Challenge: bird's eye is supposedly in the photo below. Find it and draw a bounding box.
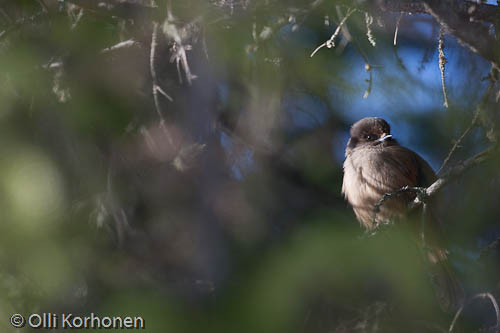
[365,135,375,141]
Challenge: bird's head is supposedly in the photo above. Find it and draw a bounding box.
[346,117,395,153]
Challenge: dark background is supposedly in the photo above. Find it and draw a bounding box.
[1,0,500,332]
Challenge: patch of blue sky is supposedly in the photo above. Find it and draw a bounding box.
[332,50,440,117]
[219,131,256,180]
[412,18,435,40]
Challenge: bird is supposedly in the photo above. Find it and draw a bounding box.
[341,117,464,312]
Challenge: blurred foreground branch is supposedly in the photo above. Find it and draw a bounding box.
[66,0,158,20]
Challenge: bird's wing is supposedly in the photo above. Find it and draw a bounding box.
[382,145,437,187]
[414,152,438,187]
[361,145,421,192]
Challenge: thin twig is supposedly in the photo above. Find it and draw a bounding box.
[325,7,379,99]
[150,21,174,147]
[164,7,197,85]
[449,292,500,332]
[334,5,352,54]
[393,13,407,70]
[437,80,495,174]
[413,145,497,206]
[420,203,427,244]
[393,12,403,46]
[448,304,464,332]
[372,145,497,220]
[310,8,356,57]
[373,186,426,225]
[436,112,480,174]
[156,85,173,102]
[393,45,407,70]
[150,22,163,120]
[486,293,500,332]
[101,39,140,53]
[438,26,449,108]
[71,8,84,30]
[479,234,500,260]
[363,63,373,99]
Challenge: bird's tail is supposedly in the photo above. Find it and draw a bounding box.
[426,246,465,313]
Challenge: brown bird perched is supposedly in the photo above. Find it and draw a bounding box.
[342,117,464,312]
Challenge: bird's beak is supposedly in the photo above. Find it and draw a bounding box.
[378,134,392,142]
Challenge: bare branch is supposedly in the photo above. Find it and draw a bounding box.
[423,0,500,70]
[373,186,427,225]
[374,145,497,225]
[310,8,356,58]
[438,26,449,108]
[418,145,497,203]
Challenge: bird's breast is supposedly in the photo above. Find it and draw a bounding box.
[342,147,416,228]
